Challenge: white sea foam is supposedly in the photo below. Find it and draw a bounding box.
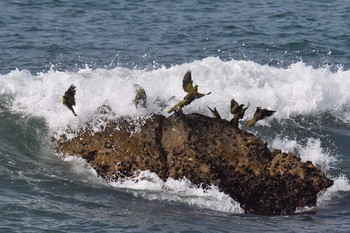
[270,136,350,211]
[1,57,350,130]
[317,175,350,206]
[271,137,338,171]
[61,155,101,184]
[110,170,244,213]
[59,156,243,213]
[2,57,349,213]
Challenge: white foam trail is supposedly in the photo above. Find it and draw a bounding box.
[58,157,244,213]
[271,137,338,171]
[317,175,350,206]
[1,58,350,130]
[61,155,102,184]
[110,170,244,213]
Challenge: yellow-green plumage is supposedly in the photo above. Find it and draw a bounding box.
[182,70,193,93]
[62,84,77,116]
[134,85,147,109]
[230,99,240,115]
[168,70,210,113]
[230,111,241,129]
[246,107,275,127]
[230,98,249,129]
[167,99,189,113]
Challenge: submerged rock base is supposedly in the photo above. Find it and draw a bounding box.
[55,112,333,215]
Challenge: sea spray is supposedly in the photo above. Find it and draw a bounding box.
[317,175,350,206]
[271,136,338,171]
[2,57,346,214]
[270,135,350,210]
[110,170,244,214]
[1,58,350,131]
[61,155,245,213]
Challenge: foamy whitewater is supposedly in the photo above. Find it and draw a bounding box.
[2,0,350,231]
[1,57,349,215]
[2,58,350,128]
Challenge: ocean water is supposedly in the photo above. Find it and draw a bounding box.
[1,0,350,232]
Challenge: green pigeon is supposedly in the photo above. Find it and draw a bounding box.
[230,98,242,115]
[134,85,147,109]
[207,106,221,119]
[230,98,249,129]
[62,84,77,116]
[168,70,210,113]
[246,107,276,127]
[167,99,189,113]
[240,103,250,119]
[182,70,211,102]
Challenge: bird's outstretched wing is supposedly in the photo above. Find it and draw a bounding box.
[182,70,193,93]
[64,85,76,106]
[260,108,276,120]
[207,106,221,119]
[230,98,239,114]
[134,85,147,109]
[240,102,250,119]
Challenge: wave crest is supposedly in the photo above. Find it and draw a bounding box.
[1,58,349,129]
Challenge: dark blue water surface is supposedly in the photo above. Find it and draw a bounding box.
[1,1,350,232]
[1,0,350,74]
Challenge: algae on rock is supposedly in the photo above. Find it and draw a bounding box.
[55,111,333,215]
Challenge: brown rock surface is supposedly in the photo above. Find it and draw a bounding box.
[54,111,333,215]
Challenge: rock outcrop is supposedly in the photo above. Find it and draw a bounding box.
[54,111,333,215]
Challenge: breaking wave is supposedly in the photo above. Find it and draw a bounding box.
[2,57,350,213]
[0,57,350,130]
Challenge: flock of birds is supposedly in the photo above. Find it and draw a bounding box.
[61,70,275,129]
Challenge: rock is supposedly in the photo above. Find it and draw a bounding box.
[54,111,333,215]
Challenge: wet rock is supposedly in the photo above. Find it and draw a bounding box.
[54,111,333,215]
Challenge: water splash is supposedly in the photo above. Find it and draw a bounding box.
[1,57,350,131]
[271,136,338,171]
[317,175,350,206]
[3,57,349,213]
[110,170,244,213]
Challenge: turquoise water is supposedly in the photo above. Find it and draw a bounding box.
[1,1,350,232]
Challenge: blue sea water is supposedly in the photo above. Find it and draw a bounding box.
[1,0,350,232]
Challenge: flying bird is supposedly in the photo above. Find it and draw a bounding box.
[230,98,242,115]
[167,99,188,113]
[168,70,211,113]
[62,84,77,116]
[182,70,211,102]
[134,85,147,109]
[246,107,276,127]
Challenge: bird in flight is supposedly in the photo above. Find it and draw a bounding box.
[62,84,77,116]
[246,107,275,127]
[168,70,211,113]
